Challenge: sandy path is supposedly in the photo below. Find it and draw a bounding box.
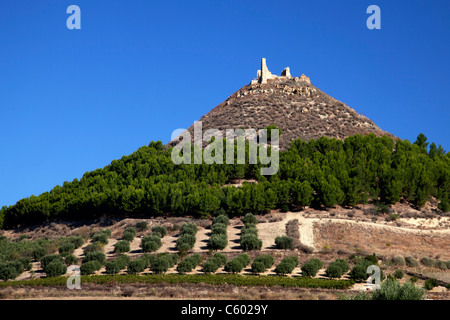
[223,223,244,252]
[104,238,119,258]
[257,212,316,250]
[297,216,316,248]
[157,234,178,253]
[192,227,210,252]
[258,220,285,250]
[128,236,143,258]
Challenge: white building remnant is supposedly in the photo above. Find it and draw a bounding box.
[251,58,310,85]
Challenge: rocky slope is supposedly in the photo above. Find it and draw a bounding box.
[168,72,394,150]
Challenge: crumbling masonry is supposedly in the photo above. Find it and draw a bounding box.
[251,58,311,85]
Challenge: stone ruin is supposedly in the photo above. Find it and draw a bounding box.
[251,58,311,85]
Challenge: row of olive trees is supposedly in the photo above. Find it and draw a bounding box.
[240,213,262,251]
[176,223,198,253]
[207,211,229,251]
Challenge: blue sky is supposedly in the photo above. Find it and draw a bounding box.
[0,0,449,207]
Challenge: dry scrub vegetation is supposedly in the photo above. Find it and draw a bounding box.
[314,220,450,260]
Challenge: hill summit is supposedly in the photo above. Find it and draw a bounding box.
[169,58,394,150]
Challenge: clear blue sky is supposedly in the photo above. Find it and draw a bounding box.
[1,0,449,207]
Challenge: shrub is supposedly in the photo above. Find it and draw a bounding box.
[410,276,418,283]
[9,261,24,275]
[325,263,344,279]
[152,226,167,238]
[44,260,67,277]
[135,221,148,232]
[137,254,152,269]
[116,254,131,269]
[164,254,179,267]
[105,261,121,274]
[224,260,244,274]
[180,223,198,236]
[201,260,220,274]
[150,257,171,274]
[275,236,294,250]
[176,234,196,252]
[114,240,130,253]
[350,263,370,282]
[83,242,103,254]
[214,208,226,217]
[298,244,314,254]
[387,213,400,221]
[124,226,137,234]
[140,235,162,252]
[424,278,439,290]
[275,257,299,276]
[59,240,76,255]
[309,258,324,270]
[80,260,102,275]
[333,259,350,273]
[207,234,228,250]
[275,262,295,276]
[364,254,378,265]
[64,254,78,266]
[251,261,266,274]
[391,256,406,266]
[421,257,438,268]
[301,261,320,277]
[371,278,425,300]
[0,262,22,280]
[393,270,404,279]
[436,260,448,270]
[253,255,274,269]
[176,254,202,274]
[127,258,147,274]
[82,252,106,265]
[213,215,229,226]
[0,265,17,281]
[92,233,108,245]
[211,253,227,266]
[188,254,203,265]
[241,225,258,237]
[301,257,324,277]
[405,256,419,267]
[140,240,161,253]
[283,256,299,266]
[200,253,227,274]
[122,230,136,242]
[33,247,47,261]
[40,254,64,269]
[234,253,251,267]
[211,223,227,236]
[68,236,84,249]
[17,257,32,271]
[242,213,257,225]
[240,234,262,251]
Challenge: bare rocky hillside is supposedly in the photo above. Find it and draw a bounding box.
[168,63,394,150]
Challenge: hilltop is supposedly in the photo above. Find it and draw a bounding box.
[168,59,394,150]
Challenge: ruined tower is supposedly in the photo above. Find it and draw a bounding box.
[251,58,309,84]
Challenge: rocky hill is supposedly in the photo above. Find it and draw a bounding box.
[168,59,394,150]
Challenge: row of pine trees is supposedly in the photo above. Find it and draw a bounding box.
[0,133,448,229]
